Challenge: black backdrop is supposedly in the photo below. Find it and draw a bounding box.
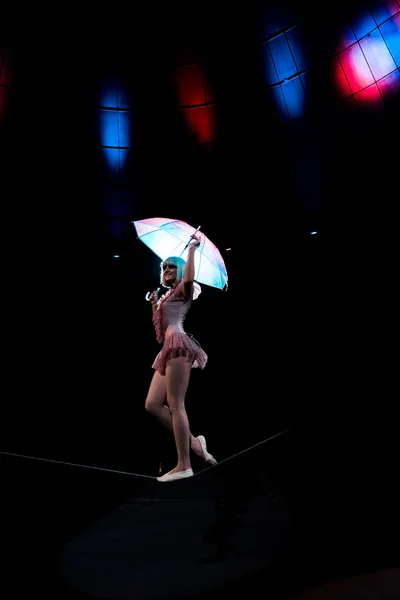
[1,1,399,481]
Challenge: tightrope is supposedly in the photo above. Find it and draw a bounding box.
[1,427,292,479]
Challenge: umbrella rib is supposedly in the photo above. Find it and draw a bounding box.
[195,245,227,289]
[139,230,189,258]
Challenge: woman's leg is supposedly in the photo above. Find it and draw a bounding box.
[145,370,170,428]
[145,367,204,457]
[165,356,193,473]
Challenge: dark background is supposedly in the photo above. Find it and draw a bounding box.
[1,0,399,494]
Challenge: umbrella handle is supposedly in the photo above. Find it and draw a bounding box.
[145,287,161,302]
[181,225,201,255]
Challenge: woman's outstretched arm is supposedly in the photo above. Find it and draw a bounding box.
[183,234,200,296]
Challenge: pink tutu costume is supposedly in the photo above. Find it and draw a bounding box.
[152,282,208,376]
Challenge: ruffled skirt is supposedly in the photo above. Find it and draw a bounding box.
[152,333,208,376]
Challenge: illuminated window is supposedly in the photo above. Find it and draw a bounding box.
[334,3,400,105]
[99,81,132,172]
[99,80,133,241]
[261,23,308,121]
[175,63,216,147]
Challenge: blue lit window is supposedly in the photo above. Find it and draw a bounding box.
[261,25,308,121]
[99,83,132,172]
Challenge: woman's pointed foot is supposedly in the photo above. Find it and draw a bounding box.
[196,435,217,466]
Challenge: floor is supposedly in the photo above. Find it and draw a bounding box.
[2,427,399,600]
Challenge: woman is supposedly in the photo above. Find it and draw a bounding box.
[145,233,217,482]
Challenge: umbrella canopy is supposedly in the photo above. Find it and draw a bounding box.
[132,217,228,290]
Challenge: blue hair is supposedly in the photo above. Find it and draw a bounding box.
[160,256,186,286]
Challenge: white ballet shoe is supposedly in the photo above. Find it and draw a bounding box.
[157,468,194,483]
[197,435,217,466]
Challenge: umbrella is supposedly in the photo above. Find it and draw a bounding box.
[132,217,228,290]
